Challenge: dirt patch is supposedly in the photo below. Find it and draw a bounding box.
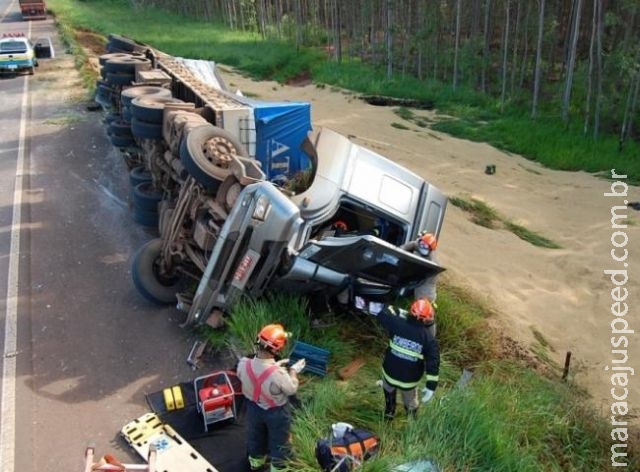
[75,29,107,56]
[285,70,312,87]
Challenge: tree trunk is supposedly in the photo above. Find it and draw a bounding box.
[385,0,393,79]
[619,52,640,150]
[531,0,545,118]
[510,0,521,95]
[258,0,267,38]
[561,0,583,125]
[500,0,510,113]
[593,0,603,139]
[583,0,597,136]
[335,0,342,63]
[519,0,531,89]
[453,0,462,90]
[481,0,492,93]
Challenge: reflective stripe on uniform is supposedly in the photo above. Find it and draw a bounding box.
[382,369,419,389]
[426,374,439,382]
[389,340,424,360]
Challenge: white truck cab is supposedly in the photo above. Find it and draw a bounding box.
[183,127,447,327]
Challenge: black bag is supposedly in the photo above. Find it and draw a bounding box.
[315,428,380,472]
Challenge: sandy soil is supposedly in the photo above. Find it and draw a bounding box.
[219,66,640,423]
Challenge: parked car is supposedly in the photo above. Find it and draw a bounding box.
[0,33,53,75]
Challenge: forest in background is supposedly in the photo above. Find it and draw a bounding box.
[130,0,640,147]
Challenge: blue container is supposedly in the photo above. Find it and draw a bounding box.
[289,341,330,377]
[235,97,313,181]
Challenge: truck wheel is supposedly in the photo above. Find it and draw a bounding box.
[216,175,243,212]
[131,96,184,124]
[180,125,248,191]
[133,181,163,212]
[132,206,159,228]
[129,166,152,188]
[121,85,172,107]
[132,238,182,305]
[104,57,151,75]
[131,118,163,140]
[28,66,34,75]
[106,71,135,87]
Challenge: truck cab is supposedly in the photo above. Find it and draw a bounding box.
[182,127,447,327]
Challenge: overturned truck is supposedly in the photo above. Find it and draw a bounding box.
[95,34,447,328]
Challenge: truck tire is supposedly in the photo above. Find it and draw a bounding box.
[110,134,135,148]
[108,34,148,54]
[132,206,159,228]
[133,181,163,212]
[131,238,182,305]
[99,52,137,66]
[131,96,184,124]
[104,57,151,75]
[131,118,163,140]
[108,120,132,137]
[216,175,243,212]
[129,166,152,188]
[180,125,248,191]
[106,71,135,87]
[121,85,172,107]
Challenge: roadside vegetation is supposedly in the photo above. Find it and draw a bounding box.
[201,292,630,471]
[449,195,562,249]
[45,0,639,469]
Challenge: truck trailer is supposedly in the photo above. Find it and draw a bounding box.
[18,0,47,21]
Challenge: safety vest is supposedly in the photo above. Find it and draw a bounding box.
[244,359,280,409]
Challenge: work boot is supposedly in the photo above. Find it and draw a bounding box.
[248,455,268,471]
[384,389,396,421]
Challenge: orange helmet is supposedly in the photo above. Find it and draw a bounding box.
[410,298,435,323]
[417,232,437,256]
[257,324,289,352]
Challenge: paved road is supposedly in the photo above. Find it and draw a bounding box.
[0,3,200,471]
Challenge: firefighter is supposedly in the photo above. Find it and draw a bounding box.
[401,231,440,305]
[374,298,440,419]
[236,324,305,472]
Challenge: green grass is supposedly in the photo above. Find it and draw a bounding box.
[200,288,632,471]
[449,196,500,229]
[450,195,562,249]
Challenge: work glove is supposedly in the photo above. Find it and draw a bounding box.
[290,358,306,374]
[421,387,435,404]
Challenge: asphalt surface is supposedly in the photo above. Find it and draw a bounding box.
[0,4,212,471]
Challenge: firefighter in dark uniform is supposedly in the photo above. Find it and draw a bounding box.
[236,324,304,472]
[375,298,440,419]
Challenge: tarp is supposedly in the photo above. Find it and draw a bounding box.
[251,100,313,180]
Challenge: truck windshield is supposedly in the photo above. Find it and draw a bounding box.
[0,42,28,54]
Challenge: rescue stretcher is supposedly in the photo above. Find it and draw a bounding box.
[120,412,220,472]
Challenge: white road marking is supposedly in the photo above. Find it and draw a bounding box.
[0,19,32,472]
